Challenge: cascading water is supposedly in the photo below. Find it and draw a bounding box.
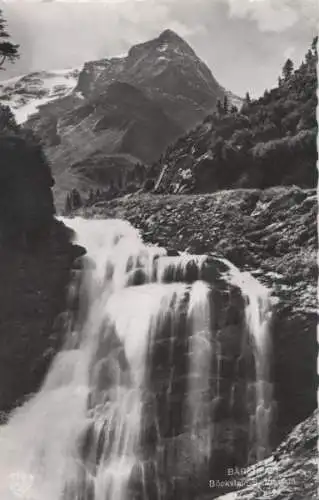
[0,217,275,499]
[186,281,212,463]
[219,259,274,462]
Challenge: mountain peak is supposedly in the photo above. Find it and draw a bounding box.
[156,29,194,53]
[128,28,193,60]
[158,29,184,43]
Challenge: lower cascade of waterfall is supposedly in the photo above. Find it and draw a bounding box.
[0,218,276,500]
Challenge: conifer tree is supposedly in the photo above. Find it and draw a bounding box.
[64,193,72,215]
[87,189,95,206]
[305,49,313,65]
[75,189,82,209]
[282,58,294,81]
[311,36,318,59]
[0,104,19,132]
[216,99,223,115]
[0,10,19,69]
[223,95,229,114]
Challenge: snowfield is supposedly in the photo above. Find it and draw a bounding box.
[0,67,81,124]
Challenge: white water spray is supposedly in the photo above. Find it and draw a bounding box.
[219,258,274,461]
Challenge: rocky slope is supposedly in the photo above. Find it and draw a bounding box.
[215,410,318,500]
[77,187,317,446]
[28,80,183,209]
[1,30,237,210]
[75,29,227,130]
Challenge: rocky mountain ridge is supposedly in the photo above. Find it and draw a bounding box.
[75,29,227,129]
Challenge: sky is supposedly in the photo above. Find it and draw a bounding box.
[0,0,317,96]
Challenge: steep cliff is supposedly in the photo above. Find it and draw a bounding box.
[0,104,82,419]
[0,221,83,419]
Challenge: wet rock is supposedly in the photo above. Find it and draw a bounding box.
[214,410,318,500]
[165,248,180,257]
[138,267,257,494]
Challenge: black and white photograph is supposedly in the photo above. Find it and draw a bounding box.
[0,0,317,499]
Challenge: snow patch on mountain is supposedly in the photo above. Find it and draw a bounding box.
[157,43,168,52]
[0,67,81,124]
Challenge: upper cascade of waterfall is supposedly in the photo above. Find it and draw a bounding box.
[0,217,275,500]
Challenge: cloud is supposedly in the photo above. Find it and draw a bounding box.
[227,0,318,32]
[283,45,296,60]
[3,0,154,2]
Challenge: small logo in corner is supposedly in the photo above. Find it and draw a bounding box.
[9,472,34,499]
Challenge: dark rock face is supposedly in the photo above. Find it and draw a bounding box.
[272,311,317,442]
[0,105,83,417]
[75,30,226,129]
[0,134,55,243]
[22,30,232,209]
[0,220,82,419]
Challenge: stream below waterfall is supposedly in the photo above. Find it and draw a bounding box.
[0,217,275,500]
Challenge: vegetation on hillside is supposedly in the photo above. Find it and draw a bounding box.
[147,37,317,193]
[63,186,121,214]
[63,163,147,214]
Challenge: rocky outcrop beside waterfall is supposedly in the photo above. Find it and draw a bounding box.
[0,104,83,419]
[0,105,55,244]
[0,220,83,420]
[215,410,318,500]
[78,186,317,445]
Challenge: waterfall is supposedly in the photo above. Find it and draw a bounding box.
[187,281,212,463]
[219,258,274,461]
[0,217,275,499]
